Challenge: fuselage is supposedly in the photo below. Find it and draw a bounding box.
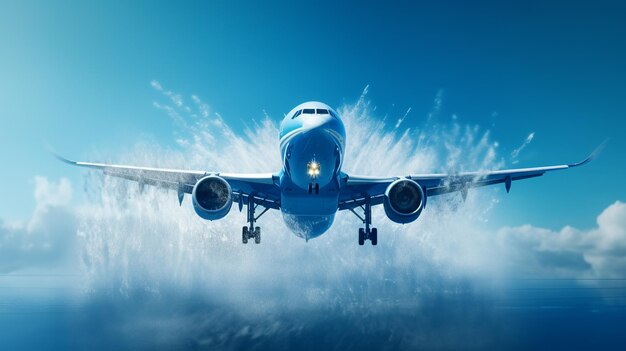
[278,101,346,239]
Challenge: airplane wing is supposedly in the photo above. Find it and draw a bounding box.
[338,145,603,211]
[56,155,281,209]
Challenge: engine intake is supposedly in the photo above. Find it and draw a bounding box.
[383,178,425,224]
[192,175,233,220]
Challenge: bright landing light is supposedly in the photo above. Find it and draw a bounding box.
[307,160,320,177]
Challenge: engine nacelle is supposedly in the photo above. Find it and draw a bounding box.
[192,175,233,220]
[383,178,425,224]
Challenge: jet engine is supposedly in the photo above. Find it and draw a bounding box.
[192,175,233,220]
[383,178,425,224]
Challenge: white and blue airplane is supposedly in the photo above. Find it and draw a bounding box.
[58,101,598,245]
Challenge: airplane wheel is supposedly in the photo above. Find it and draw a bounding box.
[358,228,365,246]
[371,228,378,246]
[254,227,261,244]
[242,226,249,244]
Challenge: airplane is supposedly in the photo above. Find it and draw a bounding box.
[57,101,600,245]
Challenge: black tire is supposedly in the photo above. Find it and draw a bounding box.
[371,228,378,246]
[358,228,365,246]
[254,227,261,244]
[242,227,249,244]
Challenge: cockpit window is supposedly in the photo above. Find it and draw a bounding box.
[293,107,336,118]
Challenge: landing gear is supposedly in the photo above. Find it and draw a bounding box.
[358,226,378,246]
[242,226,249,244]
[370,228,378,246]
[241,196,268,245]
[254,227,261,244]
[350,197,378,246]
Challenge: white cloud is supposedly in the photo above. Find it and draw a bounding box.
[496,201,626,278]
[33,176,72,209]
[0,177,77,273]
[150,79,162,91]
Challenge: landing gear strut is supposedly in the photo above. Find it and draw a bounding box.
[349,197,378,246]
[242,196,268,244]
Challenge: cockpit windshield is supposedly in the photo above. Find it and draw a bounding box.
[291,107,337,119]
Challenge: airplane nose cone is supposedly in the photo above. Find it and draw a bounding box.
[300,113,333,130]
[286,128,340,190]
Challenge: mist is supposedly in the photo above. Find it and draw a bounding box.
[2,88,624,350]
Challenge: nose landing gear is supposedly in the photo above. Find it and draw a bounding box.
[358,227,377,246]
[242,226,261,244]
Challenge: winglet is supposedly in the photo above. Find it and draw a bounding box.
[568,139,608,167]
[45,143,78,166]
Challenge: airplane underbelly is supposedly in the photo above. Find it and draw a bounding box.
[281,213,335,239]
[281,192,338,216]
[280,192,338,239]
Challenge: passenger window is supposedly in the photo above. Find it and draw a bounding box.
[291,110,302,119]
[316,109,329,114]
[303,109,315,114]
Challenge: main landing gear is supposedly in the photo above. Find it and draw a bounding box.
[242,196,269,244]
[349,197,378,246]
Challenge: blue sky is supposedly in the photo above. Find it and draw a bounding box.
[1,1,626,349]
[1,1,625,229]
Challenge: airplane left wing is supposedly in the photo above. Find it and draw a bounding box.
[56,155,281,209]
[339,145,602,211]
